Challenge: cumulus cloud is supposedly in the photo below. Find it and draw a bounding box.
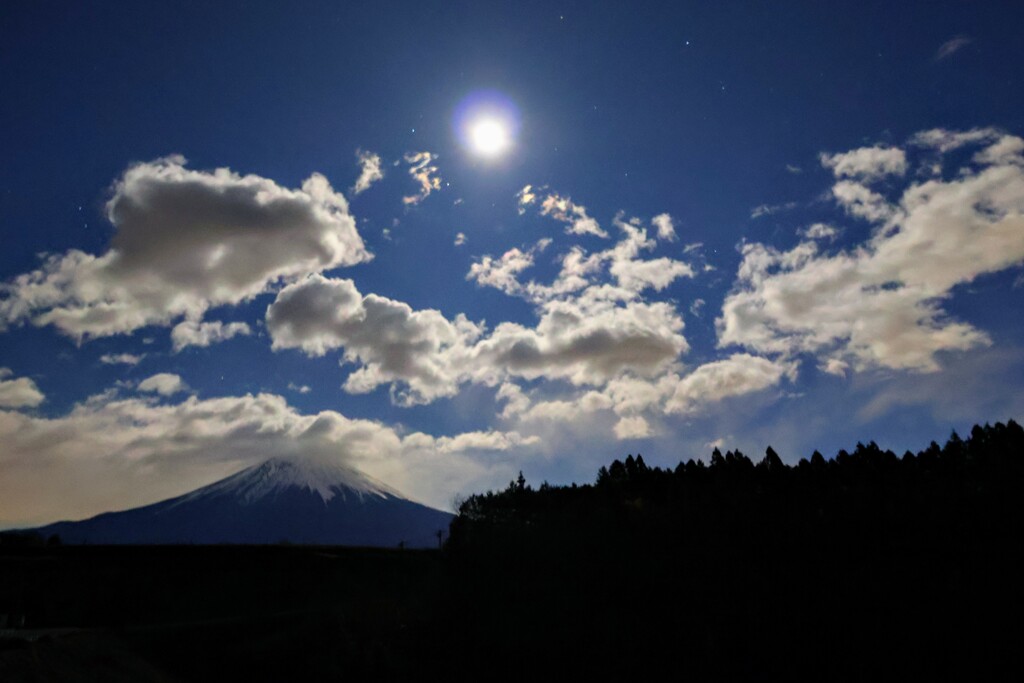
[267,275,483,405]
[352,149,384,195]
[719,129,1024,373]
[454,232,467,246]
[402,152,442,205]
[171,319,251,352]
[473,296,687,386]
[0,368,44,409]
[613,415,651,439]
[270,209,696,403]
[664,354,795,415]
[138,373,188,396]
[0,156,370,340]
[820,145,907,182]
[651,213,677,241]
[0,391,533,527]
[100,353,144,366]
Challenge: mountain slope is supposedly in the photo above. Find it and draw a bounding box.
[33,458,453,547]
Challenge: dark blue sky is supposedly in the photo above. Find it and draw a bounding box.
[3,1,1024,525]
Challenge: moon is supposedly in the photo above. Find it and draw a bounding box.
[469,117,511,157]
[453,90,520,160]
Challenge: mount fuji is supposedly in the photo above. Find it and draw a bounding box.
[32,457,454,548]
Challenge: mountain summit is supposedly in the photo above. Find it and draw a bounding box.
[34,457,453,547]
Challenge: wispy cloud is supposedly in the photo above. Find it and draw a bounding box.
[935,35,972,61]
[402,152,442,206]
[100,353,144,366]
[750,201,797,219]
[352,149,383,195]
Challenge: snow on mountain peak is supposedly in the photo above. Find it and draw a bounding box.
[180,456,403,505]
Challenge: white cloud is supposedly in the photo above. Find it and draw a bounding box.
[802,223,839,240]
[427,430,540,454]
[819,358,849,377]
[270,245,690,403]
[498,353,792,441]
[613,415,651,439]
[0,156,370,340]
[831,181,896,222]
[664,354,795,415]
[605,215,695,292]
[402,152,442,205]
[820,145,907,182]
[474,295,688,387]
[266,275,482,405]
[466,242,543,298]
[496,382,530,419]
[522,187,608,238]
[99,353,144,366]
[171,319,251,352]
[352,149,384,195]
[719,130,1024,373]
[454,232,467,246]
[908,127,1000,154]
[287,382,311,394]
[515,391,614,423]
[651,213,677,241]
[516,185,537,214]
[474,216,694,305]
[0,369,44,409]
[0,391,533,526]
[974,135,1024,166]
[138,373,187,396]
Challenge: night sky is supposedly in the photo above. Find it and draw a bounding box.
[3,1,1024,526]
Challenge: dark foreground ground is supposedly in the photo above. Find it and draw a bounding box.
[0,545,445,682]
[2,537,1022,682]
[4,423,1023,681]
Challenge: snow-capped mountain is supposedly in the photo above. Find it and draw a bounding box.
[32,457,453,547]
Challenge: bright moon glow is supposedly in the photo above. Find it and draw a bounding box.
[469,118,510,156]
[453,90,520,159]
